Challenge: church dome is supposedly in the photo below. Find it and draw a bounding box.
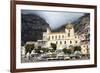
[66,23,73,29]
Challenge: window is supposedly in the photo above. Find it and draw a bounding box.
[75,41,77,43]
[64,41,66,44]
[68,33,70,37]
[62,35,64,38]
[87,45,88,48]
[60,41,62,44]
[52,36,54,39]
[83,45,86,47]
[59,35,60,39]
[70,41,72,44]
[55,36,57,39]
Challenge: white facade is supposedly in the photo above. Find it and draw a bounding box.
[43,23,80,49]
[81,44,88,54]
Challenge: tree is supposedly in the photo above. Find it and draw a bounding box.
[49,49,55,53]
[62,48,71,55]
[74,46,81,51]
[25,44,34,60]
[35,46,42,54]
[50,43,57,52]
[69,45,74,54]
[67,49,72,54]
[62,48,67,54]
[41,48,49,53]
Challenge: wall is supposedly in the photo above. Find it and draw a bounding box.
[0,0,100,73]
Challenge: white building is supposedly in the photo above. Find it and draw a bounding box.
[81,44,89,55]
[42,23,80,49]
[23,23,89,56]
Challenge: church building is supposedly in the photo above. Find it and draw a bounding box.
[42,23,80,49]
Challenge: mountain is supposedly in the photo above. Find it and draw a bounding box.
[52,13,90,34]
[74,13,90,41]
[73,13,90,33]
[21,13,90,45]
[21,14,50,45]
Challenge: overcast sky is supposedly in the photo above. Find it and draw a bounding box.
[22,10,85,29]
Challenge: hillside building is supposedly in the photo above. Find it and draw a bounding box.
[42,23,80,49]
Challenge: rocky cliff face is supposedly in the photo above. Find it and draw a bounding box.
[21,14,49,45]
[74,13,90,41]
[73,13,90,34]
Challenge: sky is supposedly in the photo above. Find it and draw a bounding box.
[22,10,85,29]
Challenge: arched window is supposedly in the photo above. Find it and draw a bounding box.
[52,36,54,39]
[60,41,62,44]
[75,41,77,43]
[59,35,60,39]
[83,45,86,47]
[70,41,72,44]
[68,33,70,37]
[55,35,57,39]
[62,35,64,38]
[75,36,77,38]
[64,41,66,44]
